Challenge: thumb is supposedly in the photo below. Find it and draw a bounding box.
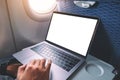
[18,65,26,73]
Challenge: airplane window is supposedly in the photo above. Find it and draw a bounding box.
[28,0,56,14]
[22,0,57,21]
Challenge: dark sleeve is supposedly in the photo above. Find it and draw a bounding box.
[0,62,8,75]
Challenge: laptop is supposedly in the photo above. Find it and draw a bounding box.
[13,12,99,80]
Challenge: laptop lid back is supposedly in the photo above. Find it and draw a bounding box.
[46,12,98,57]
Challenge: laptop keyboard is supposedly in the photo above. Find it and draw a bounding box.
[31,43,80,72]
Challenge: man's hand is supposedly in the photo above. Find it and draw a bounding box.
[17,59,52,80]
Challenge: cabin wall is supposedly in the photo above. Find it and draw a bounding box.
[0,0,15,58]
[7,0,50,51]
[0,0,51,57]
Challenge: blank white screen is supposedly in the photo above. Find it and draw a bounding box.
[46,13,97,56]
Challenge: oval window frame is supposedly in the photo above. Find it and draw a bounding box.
[22,0,57,22]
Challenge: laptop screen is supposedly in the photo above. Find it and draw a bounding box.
[46,12,98,56]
